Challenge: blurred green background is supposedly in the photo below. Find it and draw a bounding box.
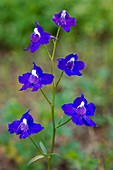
[0,0,113,169]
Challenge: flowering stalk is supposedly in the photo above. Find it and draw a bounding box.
[8,10,97,170]
[47,26,61,170]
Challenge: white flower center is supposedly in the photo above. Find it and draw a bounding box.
[32,69,39,78]
[77,101,85,108]
[34,28,40,37]
[61,10,66,18]
[68,57,75,62]
[66,57,75,70]
[19,118,29,132]
[23,118,27,125]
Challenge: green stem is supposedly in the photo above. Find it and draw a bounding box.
[47,27,61,170]
[47,156,51,170]
[50,62,56,152]
[40,89,51,105]
[56,117,72,129]
[51,102,56,153]
[44,45,51,59]
[29,136,43,154]
[51,26,61,60]
[56,71,64,88]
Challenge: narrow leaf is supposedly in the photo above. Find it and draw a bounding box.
[27,155,45,166]
[49,153,63,158]
[39,141,47,155]
[58,116,64,125]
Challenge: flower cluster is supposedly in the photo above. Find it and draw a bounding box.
[8,9,96,142]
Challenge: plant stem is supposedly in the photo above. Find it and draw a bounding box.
[51,26,61,60]
[40,89,51,105]
[29,136,43,154]
[56,117,72,129]
[56,71,64,88]
[47,27,61,170]
[47,156,51,170]
[44,45,51,59]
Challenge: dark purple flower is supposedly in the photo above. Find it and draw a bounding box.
[62,94,96,126]
[24,22,54,53]
[52,10,76,32]
[18,62,54,92]
[57,54,86,76]
[8,110,44,139]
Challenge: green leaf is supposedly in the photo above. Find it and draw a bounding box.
[39,141,47,155]
[49,153,63,158]
[27,155,45,166]
[58,115,64,125]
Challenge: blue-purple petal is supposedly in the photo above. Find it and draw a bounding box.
[72,70,82,76]
[52,13,61,26]
[20,110,34,125]
[40,73,54,85]
[32,62,43,76]
[65,68,74,76]
[30,33,40,42]
[8,120,20,134]
[32,83,42,92]
[35,22,44,33]
[73,94,87,108]
[72,115,84,126]
[62,103,75,116]
[62,25,70,32]
[20,131,31,139]
[20,83,31,91]
[67,18,76,27]
[18,73,31,84]
[57,58,66,70]
[86,103,96,116]
[29,42,41,53]
[29,123,44,134]
[40,32,51,44]
[28,75,39,84]
[73,61,86,71]
[82,115,96,126]
[65,54,78,62]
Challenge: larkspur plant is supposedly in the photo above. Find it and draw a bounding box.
[8,10,96,170]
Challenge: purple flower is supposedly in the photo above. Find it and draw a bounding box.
[24,22,54,53]
[8,110,44,139]
[18,62,54,92]
[52,10,76,32]
[57,54,86,76]
[62,94,96,126]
